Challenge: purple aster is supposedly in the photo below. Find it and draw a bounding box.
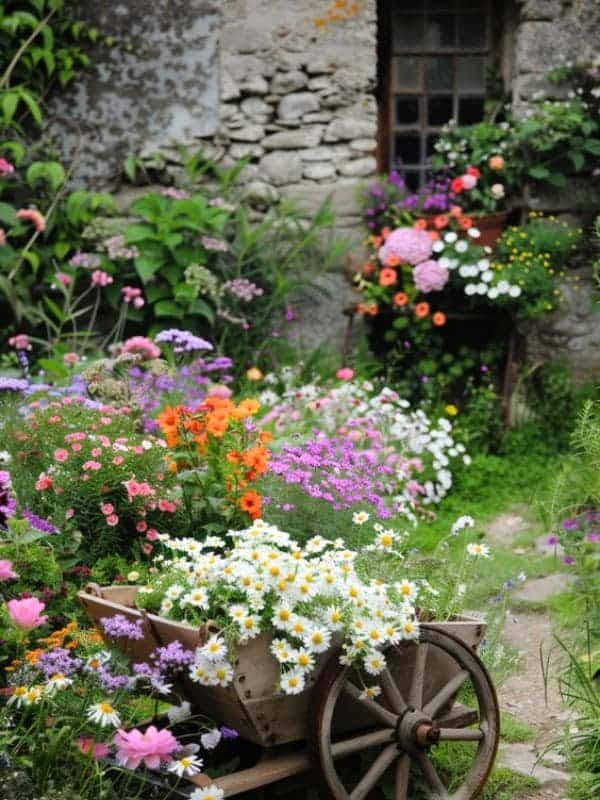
[37,648,82,678]
[586,532,600,543]
[546,535,559,546]
[100,614,145,640]
[562,555,575,565]
[154,328,213,353]
[562,518,579,531]
[0,377,29,392]
[21,509,58,534]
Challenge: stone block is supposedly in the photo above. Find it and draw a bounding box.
[278,92,320,120]
[306,59,337,75]
[303,111,334,123]
[240,75,269,95]
[300,146,340,162]
[240,97,272,117]
[281,180,363,218]
[229,125,265,142]
[221,23,272,53]
[229,143,264,160]
[518,0,563,20]
[221,73,240,102]
[324,117,377,141]
[303,162,337,180]
[515,22,564,73]
[271,70,308,93]
[262,128,323,149]
[338,157,376,177]
[349,138,376,152]
[259,151,303,185]
[242,180,280,205]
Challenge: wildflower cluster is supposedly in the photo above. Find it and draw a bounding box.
[157,396,271,530]
[135,519,420,695]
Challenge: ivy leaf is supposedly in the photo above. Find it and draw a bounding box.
[26,161,66,192]
[584,139,600,155]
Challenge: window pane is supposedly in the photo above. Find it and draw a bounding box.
[457,14,487,47]
[427,0,457,11]
[395,57,420,89]
[458,96,485,124]
[393,14,425,48]
[426,134,439,157]
[394,133,421,165]
[426,56,453,90]
[403,170,422,191]
[428,96,454,125]
[456,56,486,90]
[425,14,456,48]
[396,97,420,124]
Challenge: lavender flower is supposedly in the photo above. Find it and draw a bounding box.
[223,278,264,302]
[220,726,239,740]
[69,251,101,269]
[21,509,58,534]
[0,377,28,392]
[37,648,82,678]
[154,329,213,353]
[98,665,133,691]
[100,614,145,640]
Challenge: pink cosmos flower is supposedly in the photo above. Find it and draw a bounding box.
[91,447,102,457]
[106,515,119,527]
[0,560,18,581]
[82,460,102,471]
[336,367,354,381]
[71,443,82,452]
[91,270,113,287]
[146,529,159,541]
[136,520,148,533]
[412,260,450,293]
[378,227,433,267]
[0,158,15,176]
[54,448,69,463]
[7,597,48,630]
[121,336,160,361]
[112,456,124,466]
[16,208,46,232]
[77,737,110,760]
[141,543,153,555]
[8,334,31,351]
[113,726,178,770]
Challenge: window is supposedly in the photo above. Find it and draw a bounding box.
[377,0,492,189]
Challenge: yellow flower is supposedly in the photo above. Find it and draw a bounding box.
[246,367,263,381]
[445,404,459,417]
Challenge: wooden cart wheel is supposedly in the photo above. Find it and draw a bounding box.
[309,625,500,800]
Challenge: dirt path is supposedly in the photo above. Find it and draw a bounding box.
[485,511,573,799]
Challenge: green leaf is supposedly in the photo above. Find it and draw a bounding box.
[22,250,40,274]
[18,89,43,125]
[145,283,172,303]
[547,173,567,187]
[54,241,71,260]
[0,202,17,226]
[26,161,66,192]
[189,298,214,323]
[584,139,600,155]
[125,224,155,244]
[154,300,184,319]
[123,155,138,183]
[528,165,550,180]
[43,294,65,323]
[1,92,19,125]
[569,152,585,171]
[38,358,69,379]
[134,255,164,283]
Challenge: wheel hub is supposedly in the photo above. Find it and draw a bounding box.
[396,708,440,752]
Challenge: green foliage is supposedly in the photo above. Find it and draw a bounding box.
[500,712,536,743]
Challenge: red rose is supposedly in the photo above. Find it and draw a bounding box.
[466,166,481,178]
[451,177,465,194]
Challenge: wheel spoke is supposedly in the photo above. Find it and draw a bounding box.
[380,666,408,714]
[437,726,483,742]
[394,753,410,800]
[350,743,398,800]
[408,643,428,709]
[415,752,450,798]
[435,703,478,729]
[331,728,395,758]
[423,669,470,719]
[343,681,399,727]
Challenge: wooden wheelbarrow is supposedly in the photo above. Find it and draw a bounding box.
[79,584,500,799]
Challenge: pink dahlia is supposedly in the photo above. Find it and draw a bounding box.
[378,227,433,267]
[413,260,450,293]
[121,336,161,361]
[114,725,178,770]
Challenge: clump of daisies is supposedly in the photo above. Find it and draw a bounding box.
[134,520,423,695]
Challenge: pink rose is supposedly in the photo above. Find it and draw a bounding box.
[7,597,48,630]
[106,515,119,527]
[336,367,355,381]
[0,560,18,581]
[412,260,450,293]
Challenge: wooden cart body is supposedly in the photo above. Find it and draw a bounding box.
[78,585,485,748]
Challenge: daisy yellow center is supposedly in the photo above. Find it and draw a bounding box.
[244,619,255,629]
[401,585,411,595]
[298,654,310,666]
[14,687,27,696]
[89,659,100,669]
[208,643,219,653]
[216,668,227,680]
[380,535,393,546]
[100,702,114,714]
[52,673,65,680]
[181,757,192,767]
[330,611,341,622]
[289,676,299,687]
[312,633,323,644]
[278,609,290,620]
[404,622,414,633]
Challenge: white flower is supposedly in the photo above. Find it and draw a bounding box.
[455,240,468,253]
[293,648,315,671]
[44,673,73,694]
[304,627,332,653]
[280,669,306,695]
[432,241,445,253]
[451,515,475,535]
[183,587,209,608]
[168,755,204,777]
[468,227,481,238]
[395,579,417,600]
[190,786,225,800]
[509,285,522,297]
[201,728,222,750]
[127,570,140,582]
[359,685,382,700]
[85,651,111,672]
[325,606,344,629]
[352,510,370,525]
[167,701,192,725]
[491,183,505,199]
[364,651,386,675]
[467,542,490,558]
[444,232,458,243]
[400,619,419,639]
[487,287,499,299]
[481,270,494,282]
[202,634,227,662]
[465,283,477,295]
[209,661,234,687]
[87,701,121,728]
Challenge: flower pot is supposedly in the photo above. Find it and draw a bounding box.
[471,211,509,250]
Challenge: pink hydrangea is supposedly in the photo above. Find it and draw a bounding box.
[121,336,161,361]
[412,260,450,293]
[378,227,433,267]
[113,725,178,770]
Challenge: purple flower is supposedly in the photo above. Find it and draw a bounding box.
[546,535,559,546]
[562,518,579,531]
[220,726,239,740]
[154,329,213,353]
[562,555,575,566]
[0,377,29,392]
[586,532,600,543]
[201,236,229,252]
[100,614,145,640]
[37,648,82,678]
[21,509,58,534]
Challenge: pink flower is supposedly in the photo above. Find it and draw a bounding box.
[133,296,145,309]
[461,173,477,190]
[113,726,178,770]
[106,514,119,527]
[121,286,142,304]
[412,260,450,293]
[158,499,176,513]
[56,272,72,286]
[35,473,53,491]
[146,529,159,541]
[0,560,18,581]
[63,352,79,366]
[101,503,114,516]
[91,447,102,457]
[336,367,354,381]
[0,158,15,176]
[77,737,110,760]
[0,228,6,246]
[91,270,113,287]
[7,597,48,630]
[112,455,125,466]
[136,520,148,533]
[378,227,433,267]
[121,336,160,360]
[16,208,46,232]
[142,542,153,555]
[71,443,82,452]
[82,460,102,471]
[53,448,69,463]
[8,334,31,351]
[207,383,232,399]
[65,508,75,519]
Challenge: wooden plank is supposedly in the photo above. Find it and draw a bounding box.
[187,751,313,797]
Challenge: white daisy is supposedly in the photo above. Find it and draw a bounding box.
[202,634,227,662]
[359,685,382,700]
[352,511,370,525]
[364,651,386,675]
[87,701,121,728]
[190,786,225,800]
[168,754,204,777]
[466,542,490,558]
[280,669,306,695]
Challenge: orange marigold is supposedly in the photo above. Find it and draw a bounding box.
[415,302,430,318]
[432,311,447,326]
[235,398,261,419]
[458,216,473,230]
[434,214,449,230]
[384,254,400,268]
[449,205,463,218]
[242,445,269,473]
[393,291,409,307]
[379,268,397,287]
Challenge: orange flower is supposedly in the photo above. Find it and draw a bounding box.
[235,398,261,419]
[381,226,391,239]
[458,216,473,230]
[384,254,400,268]
[393,292,408,307]
[449,205,463,218]
[259,430,273,444]
[366,302,378,316]
[432,311,447,326]
[362,262,375,276]
[239,490,262,519]
[226,450,242,465]
[489,155,504,171]
[242,445,269,473]
[371,235,383,248]
[206,416,228,437]
[246,367,263,381]
[413,218,428,230]
[428,230,440,241]
[415,302,430,318]
[434,214,449,230]
[379,268,397,287]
